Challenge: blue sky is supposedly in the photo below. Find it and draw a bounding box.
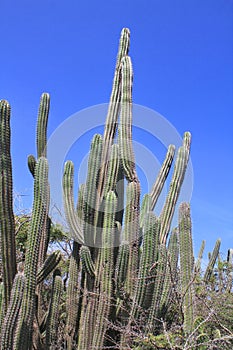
[0,1,232,260]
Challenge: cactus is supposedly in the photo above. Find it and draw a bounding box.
[203,238,221,284]
[92,191,117,349]
[159,228,179,316]
[80,245,95,277]
[45,269,63,349]
[179,202,194,335]
[2,27,230,350]
[159,133,191,244]
[150,144,175,210]
[146,243,167,333]
[0,273,25,350]
[63,161,84,244]
[132,212,160,319]
[0,100,17,314]
[195,240,206,275]
[36,93,50,158]
[37,250,62,284]
[14,157,49,349]
[98,28,130,198]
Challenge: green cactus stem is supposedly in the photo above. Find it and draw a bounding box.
[80,245,95,277]
[27,154,36,177]
[179,202,194,335]
[83,134,102,247]
[139,194,152,228]
[150,144,175,210]
[36,250,62,284]
[195,240,206,275]
[203,238,221,284]
[226,248,233,292]
[99,28,130,198]
[146,243,167,333]
[119,56,137,182]
[66,241,81,350]
[0,273,25,350]
[0,100,17,315]
[45,269,63,349]
[14,157,49,350]
[159,135,191,244]
[92,191,117,349]
[115,241,130,295]
[63,161,84,244]
[122,180,140,296]
[36,92,50,158]
[132,212,160,319]
[159,227,179,316]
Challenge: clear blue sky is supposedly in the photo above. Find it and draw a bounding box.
[0,1,232,259]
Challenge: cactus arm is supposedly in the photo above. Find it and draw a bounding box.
[36,250,62,284]
[27,154,36,177]
[36,92,50,158]
[203,238,221,284]
[139,194,152,228]
[66,241,81,350]
[92,191,117,349]
[195,240,206,275]
[103,144,119,197]
[63,161,84,244]
[0,100,17,314]
[45,269,63,349]
[66,184,84,349]
[159,137,191,244]
[83,134,102,246]
[132,212,160,319]
[99,28,130,198]
[150,144,175,210]
[115,241,130,294]
[14,157,49,349]
[119,56,137,182]
[80,245,95,277]
[146,243,167,333]
[179,202,194,335]
[122,181,140,296]
[159,227,179,315]
[226,248,233,292]
[0,273,25,350]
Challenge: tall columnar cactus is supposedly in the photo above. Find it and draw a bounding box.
[92,191,117,349]
[99,28,130,198]
[45,269,63,349]
[0,100,17,315]
[160,133,191,244]
[119,56,137,183]
[203,238,221,284]
[195,240,206,275]
[159,227,179,316]
[132,212,160,319]
[179,202,194,335]
[15,157,49,349]
[0,273,25,350]
[0,27,213,350]
[150,144,175,210]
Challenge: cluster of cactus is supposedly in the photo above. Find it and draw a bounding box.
[0,28,232,350]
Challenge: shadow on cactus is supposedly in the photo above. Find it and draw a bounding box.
[0,27,232,350]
